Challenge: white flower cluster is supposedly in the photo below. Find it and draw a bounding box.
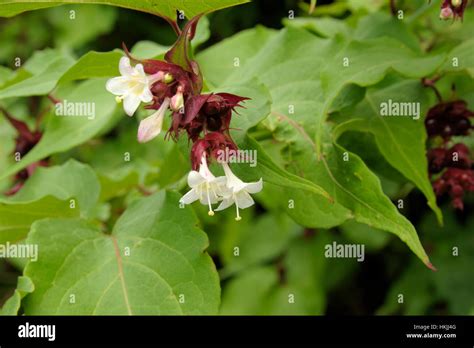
[180,154,263,221]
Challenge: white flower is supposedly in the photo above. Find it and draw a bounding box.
[105,57,154,116]
[137,98,170,143]
[216,162,263,221]
[179,155,227,216]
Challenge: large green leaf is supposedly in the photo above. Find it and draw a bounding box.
[22,191,220,315]
[217,78,272,137]
[0,53,75,99]
[8,160,101,218]
[0,160,99,243]
[442,39,474,78]
[197,26,276,87]
[235,135,332,200]
[0,196,78,244]
[314,128,431,265]
[59,51,122,83]
[0,0,250,19]
[333,77,442,223]
[0,78,119,180]
[318,36,445,153]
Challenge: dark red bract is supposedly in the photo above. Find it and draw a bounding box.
[433,168,474,210]
[1,110,47,196]
[425,100,473,139]
[426,99,474,210]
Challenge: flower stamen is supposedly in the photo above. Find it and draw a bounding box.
[206,184,215,216]
[235,198,241,221]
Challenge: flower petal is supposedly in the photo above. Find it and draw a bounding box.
[244,178,263,194]
[188,171,205,187]
[140,86,153,103]
[235,191,255,209]
[137,109,165,143]
[123,94,142,116]
[180,189,199,205]
[134,63,146,76]
[119,57,134,76]
[105,76,130,95]
[199,185,221,205]
[216,197,235,211]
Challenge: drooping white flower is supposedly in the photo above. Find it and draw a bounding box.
[105,57,154,116]
[216,162,263,221]
[179,155,227,216]
[137,98,170,143]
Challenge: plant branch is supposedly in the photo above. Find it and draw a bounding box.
[390,0,397,16]
[422,75,443,102]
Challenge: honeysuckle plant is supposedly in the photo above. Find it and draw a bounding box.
[0,0,474,318]
[105,14,263,219]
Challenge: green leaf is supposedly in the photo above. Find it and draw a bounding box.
[220,78,272,138]
[283,17,350,39]
[0,0,250,19]
[98,167,140,201]
[333,78,442,223]
[130,42,168,60]
[49,5,118,49]
[442,39,474,78]
[219,214,300,278]
[0,196,78,244]
[8,159,101,218]
[234,135,331,200]
[0,276,34,315]
[0,66,13,85]
[220,266,278,315]
[197,26,276,87]
[0,79,119,181]
[220,234,330,315]
[22,191,220,315]
[59,51,122,84]
[315,128,432,266]
[318,36,445,153]
[0,54,75,99]
[354,12,421,53]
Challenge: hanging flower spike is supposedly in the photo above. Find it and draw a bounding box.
[106,57,161,116]
[216,161,263,221]
[137,98,171,143]
[179,154,227,216]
